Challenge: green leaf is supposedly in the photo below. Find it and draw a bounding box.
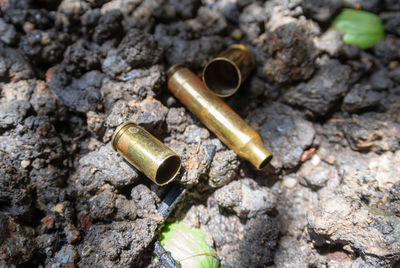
[331,8,384,49]
[160,222,219,268]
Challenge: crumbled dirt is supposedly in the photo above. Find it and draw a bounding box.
[1,0,400,267]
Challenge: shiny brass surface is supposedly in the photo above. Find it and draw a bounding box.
[167,64,272,169]
[111,122,181,186]
[202,44,255,97]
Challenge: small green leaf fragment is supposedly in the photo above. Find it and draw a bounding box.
[160,222,219,268]
[331,8,384,49]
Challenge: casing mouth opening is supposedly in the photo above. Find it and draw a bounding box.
[202,58,241,97]
[155,155,182,186]
[258,155,273,169]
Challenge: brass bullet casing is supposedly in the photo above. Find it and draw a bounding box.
[167,64,272,169]
[111,122,181,186]
[202,44,255,97]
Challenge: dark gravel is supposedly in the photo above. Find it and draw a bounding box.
[1,0,400,267]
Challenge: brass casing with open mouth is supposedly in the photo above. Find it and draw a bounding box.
[167,64,272,169]
[111,122,181,186]
[202,44,255,97]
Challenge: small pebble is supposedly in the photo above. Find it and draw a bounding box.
[21,160,31,169]
[23,21,35,33]
[166,96,176,107]
[52,203,65,216]
[231,28,243,40]
[343,244,354,253]
[283,176,297,189]
[325,155,336,164]
[311,154,321,166]
[388,61,399,70]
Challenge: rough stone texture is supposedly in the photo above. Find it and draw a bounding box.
[385,0,400,11]
[390,67,400,84]
[370,68,394,91]
[154,7,227,67]
[214,178,277,218]
[0,100,31,130]
[0,46,33,82]
[239,3,266,43]
[374,35,400,64]
[102,29,163,77]
[19,29,70,65]
[313,30,361,59]
[1,0,400,267]
[297,157,340,190]
[53,244,79,265]
[154,0,200,20]
[344,0,381,12]
[262,7,319,84]
[0,217,36,266]
[73,144,139,193]
[62,40,103,77]
[302,0,342,22]
[249,102,315,170]
[342,81,386,113]
[77,218,162,267]
[314,30,344,57]
[183,198,279,268]
[86,110,106,139]
[283,59,352,117]
[92,10,123,44]
[103,96,168,141]
[308,194,400,265]
[0,18,18,46]
[100,64,164,113]
[165,126,239,187]
[49,68,103,113]
[155,34,225,67]
[340,112,400,153]
[385,13,400,36]
[208,150,240,187]
[0,114,70,219]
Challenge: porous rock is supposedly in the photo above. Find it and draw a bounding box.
[341,112,400,153]
[342,81,386,113]
[308,194,400,264]
[77,218,162,267]
[297,159,340,190]
[214,178,277,218]
[302,0,342,22]
[262,7,319,84]
[0,18,18,45]
[49,68,103,113]
[102,28,163,77]
[283,59,352,117]
[73,143,139,193]
[0,46,33,82]
[19,29,70,65]
[249,102,315,170]
[184,201,279,268]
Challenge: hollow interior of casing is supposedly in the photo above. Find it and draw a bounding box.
[203,59,240,96]
[155,155,181,185]
[258,155,273,169]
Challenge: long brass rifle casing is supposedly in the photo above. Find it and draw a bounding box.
[111,122,181,186]
[202,44,255,97]
[167,64,272,169]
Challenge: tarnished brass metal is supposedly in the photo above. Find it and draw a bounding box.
[167,64,272,169]
[111,122,181,186]
[202,44,255,97]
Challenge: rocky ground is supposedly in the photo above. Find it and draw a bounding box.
[0,0,399,267]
